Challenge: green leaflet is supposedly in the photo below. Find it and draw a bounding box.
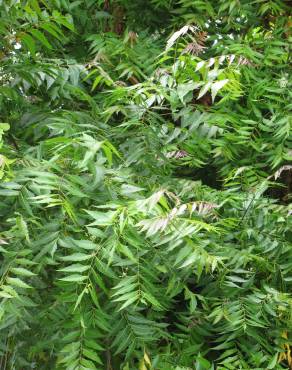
[60,253,93,262]
[59,274,87,282]
[57,264,90,273]
[6,277,32,289]
[10,267,36,277]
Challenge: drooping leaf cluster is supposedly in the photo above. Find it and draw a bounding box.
[0,0,291,369]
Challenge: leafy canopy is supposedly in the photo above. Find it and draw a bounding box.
[0,0,291,369]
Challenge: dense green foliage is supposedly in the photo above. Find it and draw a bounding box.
[0,0,291,369]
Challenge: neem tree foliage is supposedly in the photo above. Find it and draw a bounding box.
[0,0,291,369]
